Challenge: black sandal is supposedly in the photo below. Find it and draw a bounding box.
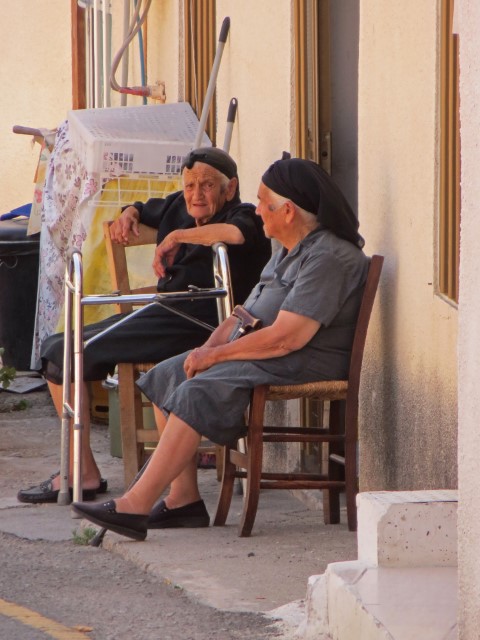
[17,472,108,504]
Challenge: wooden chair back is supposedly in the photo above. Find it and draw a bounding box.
[103,221,157,314]
[213,254,384,536]
[102,221,231,486]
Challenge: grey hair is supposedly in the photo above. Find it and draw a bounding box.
[296,206,317,226]
[268,191,289,210]
[217,172,231,193]
[269,190,317,226]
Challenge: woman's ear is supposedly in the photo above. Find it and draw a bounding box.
[225,177,238,201]
[284,200,296,222]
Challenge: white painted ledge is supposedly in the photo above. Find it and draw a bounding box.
[357,490,458,567]
[297,491,459,639]
[300,561,457,640]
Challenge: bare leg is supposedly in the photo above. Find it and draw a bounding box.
[48,380,102,490]
[153,404,167,436]
[151,405,201,509]
[115,412,201,515]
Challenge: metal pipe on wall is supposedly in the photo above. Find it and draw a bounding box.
[121,0,131,106]
[102,0,112,107]
[93,0,101,106]
[85,3,92,108]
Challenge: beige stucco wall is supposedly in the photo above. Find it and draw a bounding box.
[456,0,480,635]
[358,1,458,491]
[3,2,460,490]
[215,1,294,203]
[0,1,73,212]
[126,0,294,199]
[143,2,181,103]
[0,1,289,214]
[0,2,181,215]
[130,0,295,192]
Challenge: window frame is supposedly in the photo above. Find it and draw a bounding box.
[294,0,331,170]
[184,0,216,145]
[71,0,87,110]
[439,0,460,303]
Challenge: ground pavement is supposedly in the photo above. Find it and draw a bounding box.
[0,379,357,634]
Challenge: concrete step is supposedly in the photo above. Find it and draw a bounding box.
[297,490,459,639]
[300,561,457,640]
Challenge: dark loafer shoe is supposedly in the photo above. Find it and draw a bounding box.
[72,500,148,541]
[17,473,108,504]
[148,499,210,529]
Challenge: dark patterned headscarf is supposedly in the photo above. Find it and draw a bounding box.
[262,157,364,248]
[182,147,238,180]
[182,147,240,200]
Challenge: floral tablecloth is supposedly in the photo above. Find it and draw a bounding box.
[30,120,180,369]
[31,120,103,368]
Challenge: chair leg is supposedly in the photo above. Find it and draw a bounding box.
[238,386,267,537]
[215,445,224,482]
[238,446,262,537]
[118,363,143,487]
[213,444,236,526]
[323,400,345,525]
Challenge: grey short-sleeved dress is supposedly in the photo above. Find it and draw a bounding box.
[137,228,370,445]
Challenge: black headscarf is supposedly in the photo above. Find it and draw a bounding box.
[262,157,364,248]
[182,146,240,200]
[182,147,238,180]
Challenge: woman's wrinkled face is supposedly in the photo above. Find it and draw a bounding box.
[182,163,230,224]
[255,182,287,240]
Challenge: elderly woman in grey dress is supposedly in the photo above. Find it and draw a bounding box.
[73,157,369,541]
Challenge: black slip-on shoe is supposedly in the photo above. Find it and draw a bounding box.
[147,499,210,529]
[72,500,148,541]
[17,473,108,504]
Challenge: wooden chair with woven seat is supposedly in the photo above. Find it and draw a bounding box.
[102,220,158,486]
[213,254,384,536]
[102,220,232,487]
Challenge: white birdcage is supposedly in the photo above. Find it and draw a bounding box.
[68,102,211,176]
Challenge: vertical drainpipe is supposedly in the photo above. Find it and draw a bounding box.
[121,0,131,106]
[93,0,101,107]
[103,0,112,107]
[85,3,92,108]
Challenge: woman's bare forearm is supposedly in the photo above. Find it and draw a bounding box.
[184,311,321,378]
[203,315,238,348]
[169,223,245,246]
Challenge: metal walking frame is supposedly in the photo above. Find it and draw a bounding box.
[58,13,237,511]
[58,242,233,509]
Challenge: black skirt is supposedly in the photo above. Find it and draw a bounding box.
[40,300,215,384]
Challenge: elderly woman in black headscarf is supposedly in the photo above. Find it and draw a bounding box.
[73,157,370,541]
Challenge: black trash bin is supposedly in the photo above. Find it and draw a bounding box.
[0,217,40,370]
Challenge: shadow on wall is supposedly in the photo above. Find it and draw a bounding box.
[359,175,458,493]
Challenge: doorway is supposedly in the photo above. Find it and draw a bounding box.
[295,0,359,210]
[295,0,360,466]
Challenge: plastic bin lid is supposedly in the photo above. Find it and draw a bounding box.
[0,218,40,256]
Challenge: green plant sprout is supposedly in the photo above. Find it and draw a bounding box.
[0,348,16,390]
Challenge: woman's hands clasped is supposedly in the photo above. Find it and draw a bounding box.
[184,347,216,379]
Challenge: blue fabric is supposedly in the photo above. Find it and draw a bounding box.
[0,203,32,221]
